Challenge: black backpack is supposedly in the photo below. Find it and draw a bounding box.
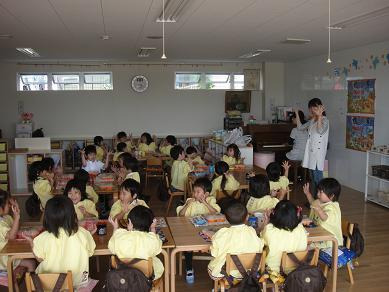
[25,192,42,218]
[105,256,153,292]
[221,253,263,292]
[32,128,44,137]
[29,272,67,292]
[283,251,327,292]
[349,224,364,258]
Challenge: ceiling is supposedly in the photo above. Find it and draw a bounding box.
[0,0,388,62]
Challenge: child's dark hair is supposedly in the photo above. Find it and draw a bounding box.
[270,200,302,231]
[118,152,132,162]
[266,162,281,182]
[41,157,54,172]
[215,161,229,191]
[123,156,139,172]
[74,169,90,185]
[141,132,153,145]
[28,161,43,182]
[0,189,10,209]
[249,174,270,198]
[290,110,306,124]
[84,145,97,156]
[94,136,104,146]
[194,177,212,193]
[317,178,341,201]
[186,146,198,155]
[166,135,177,146]
[227,144,241,160]
[117,142,127,152]
[224,202,247,225]
[63,179,87,201]
[170,145,185,160]
[43,196,78,237]
[120,178,140,197]
[117,131,127,140]
[128,205,154,232]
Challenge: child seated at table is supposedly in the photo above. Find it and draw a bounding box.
[81,145,111,174]
[116,131,134,152]
[303,178,342,249]
[170,145,193,192]
[177,177,221,283]
[108,206,164,280]
[266,161,290,194]
[186,146,205,165]
[74,169,98,203]
[94,135,106,162]
[259,200,307,273]
[0,190,36,274]
[64,179,98,221]
[208,202,264,279]
[118,156,140,184]
[113,142,127,162]
[210,161,240,199]
[138,132,157,153]
[110,179,149,220]
[222,143,241,166]
[245,174,286,214]
[29,160,54,209]
[159,135,177,156]
[26,196,96,287]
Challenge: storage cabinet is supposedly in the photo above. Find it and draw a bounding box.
[206,139,253,165]
[0,140,9,191]
[365,150,389,208]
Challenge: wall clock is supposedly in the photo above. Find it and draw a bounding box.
[131,75,149,92]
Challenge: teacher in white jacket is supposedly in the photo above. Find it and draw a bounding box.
[295,98,329,197]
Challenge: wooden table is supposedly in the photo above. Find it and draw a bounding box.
[167,216,339,292]
[1,218,174,292]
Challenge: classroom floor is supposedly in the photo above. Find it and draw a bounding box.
[8,179,389,292]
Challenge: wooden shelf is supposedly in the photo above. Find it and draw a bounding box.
[367,174,389,183]
[366,194,389,208]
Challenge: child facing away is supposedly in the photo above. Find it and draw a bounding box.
[266,161,290,193]
[170,145,194,192]
[113,142,127,162]
[0,190,36,273]
[208,202,264,279]
[245,174,286,214]
[29,160,54,209]
[116,131,134,152]
[259,200,307,273]
[177,177,220,283]
[110,179,149,220]
[25,196,96,287]
[159,135,177,156]
[138,132,157,154]
[210,161,240,199]
[303,178,342,249]
[117,156,140,185]
[94,136,106,162]
[64,179,98,221]
[222,143,242,166]
[108,206,164,280]
[81,145,111,174]
[186,146,205,165]
[74,169,99,203]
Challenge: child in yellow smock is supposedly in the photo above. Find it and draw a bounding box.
[210,161,240,199]
[64,179,98,221]
[110,179,149,220]
[74,169,99,203]
[29,160,54,209]
[118,156,140,185]
[266,161,290,193]
[186,146,205,165]
[260,200,307,273]
[304,178,342,249]
[208,202,264,279]
[138,132,157,153]
[116,131,134,152]
[94,136,106,162]
[113,142,127,162]
[26,196,96,287]
[108,205,164,280]
[159,135,177,156]
[222,144,242,166]
[170,145,193,192]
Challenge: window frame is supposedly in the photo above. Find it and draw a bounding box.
[174,72,246,90]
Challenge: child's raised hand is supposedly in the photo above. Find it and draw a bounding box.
[22,234,34,247]
[270,189,278,197]
[78,206,87,215]
[150,218,157,233]
[303,183,311,196]
[108,216,119,230]
[90,225,97,235]
[317,105,325,117]
[282,161,290,171]
[11,203,20,219]
[127,219,133,231]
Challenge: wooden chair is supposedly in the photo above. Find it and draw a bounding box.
[323,220,355,284]
[214,251,267,292]
[145,157,164,187]
[165,172,186,216]
[25,271,73,292]
[186,177,194,198]
[110,256,163,292]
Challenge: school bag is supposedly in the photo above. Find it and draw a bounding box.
[29,272,67,292]
[25,192,42,218]
[105,256,153,292]
[221,253,263,292]
[349,223,364,258]
[283,251,326,292]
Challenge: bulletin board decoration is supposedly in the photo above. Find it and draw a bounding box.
[243,69,260,91]
[347,79,375,114]
[346,115,374,152]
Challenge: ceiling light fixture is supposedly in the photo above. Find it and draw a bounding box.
[147,36,163,40]
[239,49,271,59]
[331,5,389,28]
[16,48,40,57]
[326,0,332,64]
[161,0,167,59]
[138,47,156,57]
[101,35,111,40]
[0,34,13,39]
[156,0,190,23]
[282,38,311,45]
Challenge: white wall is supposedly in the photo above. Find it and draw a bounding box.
[0,63,263,139]
[263,62,285,121]
[285,40,389,192]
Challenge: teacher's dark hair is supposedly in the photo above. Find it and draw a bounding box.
[308,98,326,116]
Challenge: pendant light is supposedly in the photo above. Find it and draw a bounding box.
[327,0,332,63]
[161,0,167,59]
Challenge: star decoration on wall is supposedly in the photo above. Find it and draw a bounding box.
[352,59,358,70]
[372,57,379,69]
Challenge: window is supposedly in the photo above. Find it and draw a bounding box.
[19,74,48,91]
[17,72,113,91]
[175,72,245,90]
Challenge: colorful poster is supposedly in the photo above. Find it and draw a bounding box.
[346,116,374,152]
[347,79,375,114]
